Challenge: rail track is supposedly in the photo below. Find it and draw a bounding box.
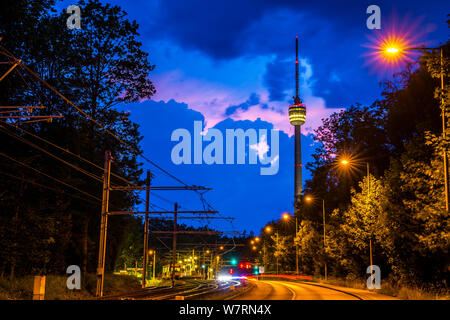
[99,279,241,300]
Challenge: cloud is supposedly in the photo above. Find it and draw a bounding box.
[149,41,343,136]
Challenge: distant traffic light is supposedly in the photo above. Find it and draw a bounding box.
[231,258,237,265]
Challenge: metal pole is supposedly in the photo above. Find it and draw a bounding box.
[276,232,279,275]
[202,249,205,279]
[153,250,156,279]
[96,150,111,297]
[323,199,327,281]
[263,240,266,272]
[441,48,449,212]
[171,203,178,287]
[142,170,150,288]
[295,217,299,275]
[209,253,213,279]
[367,162,373,277]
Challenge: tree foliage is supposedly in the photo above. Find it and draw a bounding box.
[0,0,155,277]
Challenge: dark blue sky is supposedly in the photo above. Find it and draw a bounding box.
[61,0,449,233]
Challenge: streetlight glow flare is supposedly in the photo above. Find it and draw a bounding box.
[362,13,432,76]
[386,47,399,53]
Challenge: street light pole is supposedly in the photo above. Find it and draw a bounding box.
[153,250,156,279]
[366,162,373,277]
[305,196,328,280]
[295,217,299,275]
[276,232,279,275]
[322,199,327,281]
[440,47,449,212]
[340,159,374,275]
[384,45,448,211]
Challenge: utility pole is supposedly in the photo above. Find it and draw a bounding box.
[171,203,178,287]
[103,185,216,292]
[295,217,299,275]
[142,170,150,288]
[322,199,327,281]
[96,150,112,297]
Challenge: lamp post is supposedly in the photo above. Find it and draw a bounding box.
[148,250,156,279]
[382,45,448,211]
[305,196,327,281]
[339,159,373,276]
[281,212,300,275]
[295,216,299,275]
[264,225,280,275]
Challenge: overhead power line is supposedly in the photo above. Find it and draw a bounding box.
[0,170,98,205]
[0,120,134,186]
[0,45,219,217]
[0,152,101,201]
[0,125,103,183]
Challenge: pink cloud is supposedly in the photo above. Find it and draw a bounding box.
[150,58,343,136]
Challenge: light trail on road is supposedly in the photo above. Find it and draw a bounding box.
[233,280,398,300]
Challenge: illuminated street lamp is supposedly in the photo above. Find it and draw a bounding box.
[339,157,374,275]
[385,47,399,53]
[281,212,300,275]
[264,224,280,275]
[304,196,327,281]
[379,42,448,212]
[254,237,260,242]
[148,249,156,279]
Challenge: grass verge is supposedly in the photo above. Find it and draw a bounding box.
[315,277,449,300]
[0,273,141,300]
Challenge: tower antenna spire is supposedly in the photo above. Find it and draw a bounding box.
[295,36,299,100]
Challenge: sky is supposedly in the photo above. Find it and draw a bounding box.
[61,0,450,234]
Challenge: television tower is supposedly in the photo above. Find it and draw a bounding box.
[289,36,306,207]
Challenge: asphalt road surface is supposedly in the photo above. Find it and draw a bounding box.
[234,280,398,300]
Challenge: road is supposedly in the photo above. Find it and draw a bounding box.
[234,279,398,300]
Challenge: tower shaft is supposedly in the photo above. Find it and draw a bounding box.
[294,125,302,197]
[289,36,306,205]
